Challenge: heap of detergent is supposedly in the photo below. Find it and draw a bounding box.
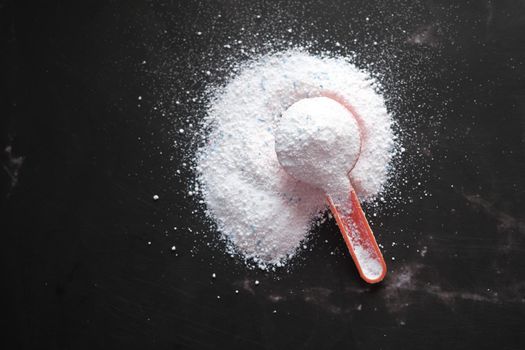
[195,50,396,269]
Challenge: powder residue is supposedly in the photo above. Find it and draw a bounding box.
[196,50,395,269]
[353,243,383,280]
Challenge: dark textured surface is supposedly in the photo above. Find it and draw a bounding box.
[2,1,525,349]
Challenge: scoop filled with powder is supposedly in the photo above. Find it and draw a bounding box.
[275,96,386,283]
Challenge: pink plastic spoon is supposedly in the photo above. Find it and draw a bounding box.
[275,96,386,283]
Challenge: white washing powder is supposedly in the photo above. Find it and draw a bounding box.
[196,50,396,269]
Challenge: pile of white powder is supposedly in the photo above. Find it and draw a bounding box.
[196,50,395,269]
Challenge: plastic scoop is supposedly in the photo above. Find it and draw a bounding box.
[275,96,386,283]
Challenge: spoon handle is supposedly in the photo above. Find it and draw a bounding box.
[326,190,387,283]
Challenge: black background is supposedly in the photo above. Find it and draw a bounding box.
[2,0,525,349]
